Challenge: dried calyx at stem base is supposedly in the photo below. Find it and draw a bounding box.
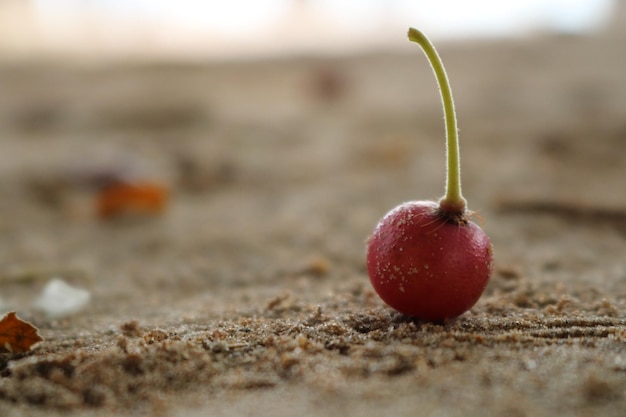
[366,28,494,322]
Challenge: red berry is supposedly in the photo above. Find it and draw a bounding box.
[366,201,493,321]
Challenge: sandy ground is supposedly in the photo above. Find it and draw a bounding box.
[0,28,625,417]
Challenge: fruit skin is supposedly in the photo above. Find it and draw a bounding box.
[366,200,493,321]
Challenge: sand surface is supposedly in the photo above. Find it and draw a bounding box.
[0,28,625,416]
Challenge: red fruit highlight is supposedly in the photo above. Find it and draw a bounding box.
[367,201,493,321]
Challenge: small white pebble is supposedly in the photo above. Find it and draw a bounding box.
[33,278,91,318]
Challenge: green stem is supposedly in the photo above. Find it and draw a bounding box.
[408,28,466,213]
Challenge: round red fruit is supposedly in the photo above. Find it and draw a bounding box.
[366,200,493,321]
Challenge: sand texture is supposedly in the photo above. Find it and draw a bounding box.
[0,28,625,416]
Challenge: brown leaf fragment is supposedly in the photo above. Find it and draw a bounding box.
[0,311,43,353]
[96,181,169,220]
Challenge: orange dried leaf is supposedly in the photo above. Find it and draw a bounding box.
[96,181,169,219]
[0,311,43,353]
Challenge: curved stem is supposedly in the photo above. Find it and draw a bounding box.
[408,28,466,213]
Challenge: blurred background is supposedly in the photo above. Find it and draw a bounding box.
[0,0,620,61]
[0,0,625,315]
